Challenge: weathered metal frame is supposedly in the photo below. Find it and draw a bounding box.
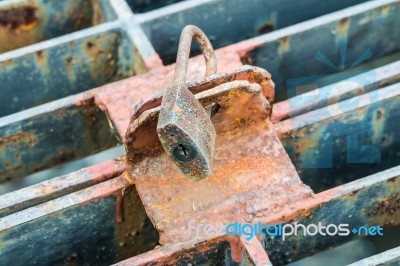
[1,78,399,265]
[1,0,398,182]
[0,0,399,265]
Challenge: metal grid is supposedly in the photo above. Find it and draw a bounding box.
[0,0,399,265]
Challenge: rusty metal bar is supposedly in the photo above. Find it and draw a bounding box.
[0,51,399,261]
[136,0,368,64]
[347,247,400,266]
[232,0,400,101]
[272,59,400,123]
[0,158,125,217]
[0,93,118,181]
[0,22,140,117]
[241,236,273,266]
[0,0,399,265]
[0,175,159,265]
[0,0,117,53]
[275,81,400,192]
[112,164,400,265]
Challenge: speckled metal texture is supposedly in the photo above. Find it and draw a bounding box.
[0,0,399,265]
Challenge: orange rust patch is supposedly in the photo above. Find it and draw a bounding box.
[367,193,400,217]
[337,17,350,38]
[381,4,390,16]
[95,49,244,139]
[0,132,37,148]
[226,236,242,263]
[278,36,290,54]
[124,79,311,244]
[0,6,37,30]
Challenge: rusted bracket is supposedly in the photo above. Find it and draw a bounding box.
[130,25,275,182]
[124,26,313,249]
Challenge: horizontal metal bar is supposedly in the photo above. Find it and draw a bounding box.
[276,82,400,192]
[0,175,159,265]
[0,93,118,181]
[262,165,400,265]
[0,158,125,217]
[0,0,117,53]
[235,0,400,101]
[3,80,399,265]
[347,246,400,266]
[0,47,239,186]
[137,0,367,64]
[0,24,140,116]
[272,59,400,122]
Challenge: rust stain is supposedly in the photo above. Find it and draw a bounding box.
[91,0,104,25]
[381,4,390,16]
[367,193,400,217]
[278,36,290,54]
[34,49,50,74]
[36,50,43,59]
[337,17,350,39]
[86,41,95,50]
[257,21,275,35]
[95,52,250,139]
[124,73,312,244]
[65,56,72,64]
[226,235,242,263]
[115,191,124,223]
[0,5,42,52]
[0,6,37,30]
[0,132,37,148]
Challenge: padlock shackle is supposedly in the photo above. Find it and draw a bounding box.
[173,25,217,88]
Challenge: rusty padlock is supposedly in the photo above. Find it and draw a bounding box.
[157,25,217,181]
[125,25,275,183]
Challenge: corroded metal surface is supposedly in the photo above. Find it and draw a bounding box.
[275,82,400,192]
[0,158,125,217]
[271,60,400,123]
[137,0,367,65]
[0,0,399,264]
[125,78,312,245]
[115,164,400,265]
[157,25,217,181]
[0,94,118,181]
[0,175,159,265]
[241,236,273,266]
[232,0,400,101]
[0,0,116,53]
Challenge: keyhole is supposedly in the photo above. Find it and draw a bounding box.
[173,143,196,162]
[178,144,189,157]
